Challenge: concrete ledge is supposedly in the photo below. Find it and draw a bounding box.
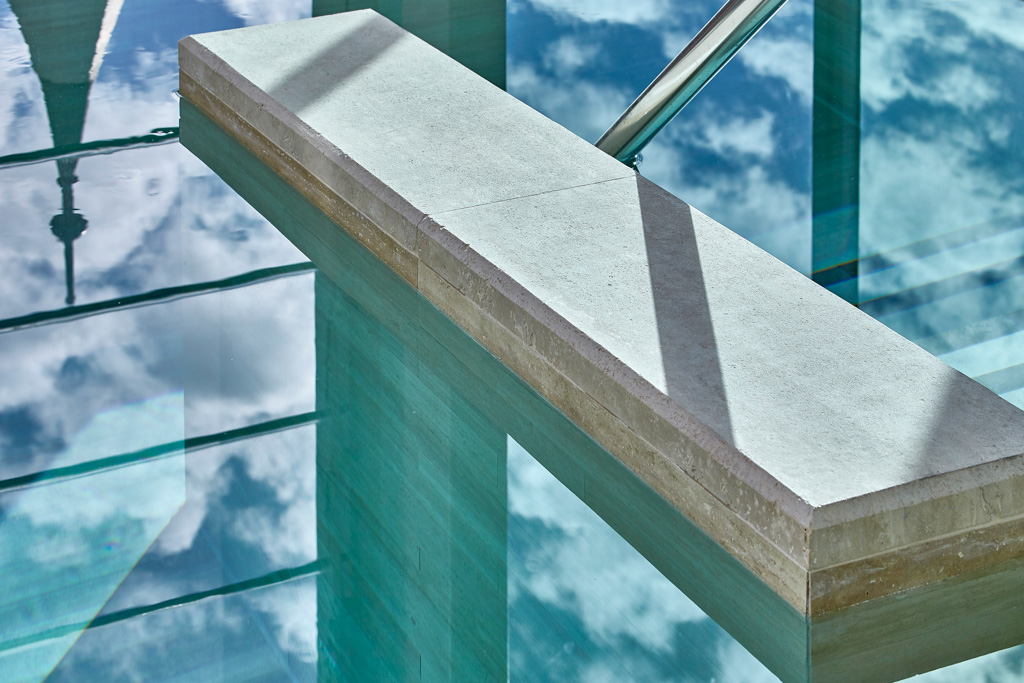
[179,10,1024,617]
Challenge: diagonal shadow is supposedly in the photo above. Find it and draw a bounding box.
[264,12,405,117]
[637,177,735,445]
[313,1,506,88]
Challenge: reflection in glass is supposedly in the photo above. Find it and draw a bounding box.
[0,1,318,678]
[0,393,185,681]
[810,0,860,302]
[857,0,1024,408]
[7,0,123,305]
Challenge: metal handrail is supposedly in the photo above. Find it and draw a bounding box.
[595,0,788,166]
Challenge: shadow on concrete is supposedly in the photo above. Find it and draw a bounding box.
[314,0,506,88]
[264,12,404,117]
[638,176,734,445]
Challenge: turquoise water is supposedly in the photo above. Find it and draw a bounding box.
[2,0,1024,681]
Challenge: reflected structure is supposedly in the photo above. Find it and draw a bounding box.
[316,270,508,681]
[0,0,319,679]
[7,0,118,305]
[2,0,180,311]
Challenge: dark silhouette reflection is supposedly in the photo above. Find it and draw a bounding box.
[8,0,122,305]
[315,271,509,681]
[51,159,88,305]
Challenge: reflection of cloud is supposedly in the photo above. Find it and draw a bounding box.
[154,426,315,569]
[152,445,233,555]
[178,274,315,436]
[693,110,776,160]
[715,639,784,683]
[525,0,671,26]
[228,426,316,566]
[912,644,1024,682]
[509,437,710,653]
[862,1,1024,112]
[507,62,629,142]
[0,394,185,682]
[641,135,810,273]
[0,305,186,477]
[860,133,1024,263]
[0,6,51,157]
[858,0,1024,358]
[737,35,812,104]
[508,437,780,680]
[86,48,180,137]
[220,0,309,26]
[542,35,599,77]
[247,577,317,664]
[1,3,317,680]
[47,579,316,682]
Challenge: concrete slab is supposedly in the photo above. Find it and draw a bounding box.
[179,9,1024,617]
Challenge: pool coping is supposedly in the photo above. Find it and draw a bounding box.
[178,10,1024,617]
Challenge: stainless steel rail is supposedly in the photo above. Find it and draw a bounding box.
[595,0,788,166]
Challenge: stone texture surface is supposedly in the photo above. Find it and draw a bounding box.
[180,9,1024,614]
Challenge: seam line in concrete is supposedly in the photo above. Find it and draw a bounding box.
[427,173,637,217]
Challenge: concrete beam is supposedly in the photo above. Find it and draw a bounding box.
[178,10,1024,620]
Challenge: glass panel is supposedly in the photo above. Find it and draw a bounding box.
[47,576,317,682]
[857,0,1024,408]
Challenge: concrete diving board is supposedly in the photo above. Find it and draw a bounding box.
[179,10,1024,679]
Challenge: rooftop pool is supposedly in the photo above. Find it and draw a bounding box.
[2,0,1024,681]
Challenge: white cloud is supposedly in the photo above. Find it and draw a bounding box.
[526,0,672,27]
[912,646,1024,682]
[542,35,600,78]
[220,0,310,26]
[0,10,51,157]
[640,136,811,274]
[696,110,777,160]
[41,580,316,681]
[247,578,318,665]
[152,444,233,555]
[229,426,317,567]
[715,638,783,682]
[507,61,630,142]
[860,130,1024,259]
[861,1,1020,113]
[508,437,707,655]
[737,35,813,104]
